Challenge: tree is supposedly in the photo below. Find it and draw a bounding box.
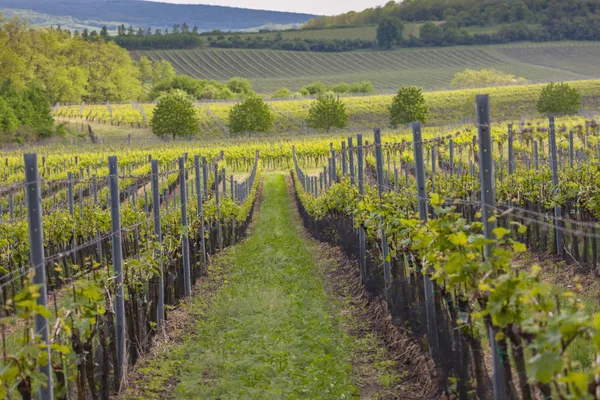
[152,60,176,85]
[451,69,526,88]
[329,82,351,93]
[377,17,404,49]
[138,56,153,86]
[0,97,19,134]
[149,75,204,100]
[349,81,375,93]
[301,81,326,96]
[536,82,581,115]
[272,88,292,98]
[389,86,429,127]
[307,95,348,132]
[227,77,254,97]
[419,22,444,46]
[228,97,273,135]
[151,92,199,139]
[100,26,109,38]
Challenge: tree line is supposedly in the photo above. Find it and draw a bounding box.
[374,17,591,50]
[208,34,375,52]
[305,0,600,30]
[153,81,583,139]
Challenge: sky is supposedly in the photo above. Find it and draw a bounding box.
[142,0,387,16]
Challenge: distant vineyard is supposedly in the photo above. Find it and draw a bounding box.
[56,79,600,135]
[132,42,600,94]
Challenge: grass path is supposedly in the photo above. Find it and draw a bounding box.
[174,173,356,398]
[127,173,365,399]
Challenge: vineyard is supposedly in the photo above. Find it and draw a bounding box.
[8,89,600,398]
[56,79,600,136]
[0,141,262,398]
[133,42,600,93]
[291,96,600,398]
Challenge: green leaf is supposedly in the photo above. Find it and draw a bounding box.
[513,241,526,253]
[448,231,468,246]
[528,351,563,384]
[492,227,509,240]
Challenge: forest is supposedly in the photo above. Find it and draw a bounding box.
[305,0,600,43]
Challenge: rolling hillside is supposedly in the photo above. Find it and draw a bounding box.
[0,0,316,32]
[132,42,600,93]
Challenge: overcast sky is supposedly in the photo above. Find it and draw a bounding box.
[143,0,386,16]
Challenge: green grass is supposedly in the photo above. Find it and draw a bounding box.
[129,174,358,399]
[133,41,600,93]
[221,22,519,42]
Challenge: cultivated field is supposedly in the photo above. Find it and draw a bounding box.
[132,42,600,93]
[56,79,600,136]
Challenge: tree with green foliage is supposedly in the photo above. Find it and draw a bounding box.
[307,95,348,132]
[301,81,326,96]
[151,92,199,139]
[349,81,375,94]
[138,56,154,86]
[451,69,526,88]
[0,97,19,135]
[228,97,273,135]
[198,80,234,100]
[152,59,176,85]
[419,22,444,46]
[227,77,255,97]
[377,17,404,49]
[149,75,204,100]
[536,82,581,115]
[272,88,292,98]
[329,82,351,94]
[1,82,52,130]
[389,86,429,127]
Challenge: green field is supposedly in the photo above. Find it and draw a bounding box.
[133,41,600,94]
[237,23,428,41]
[225,22,509,41]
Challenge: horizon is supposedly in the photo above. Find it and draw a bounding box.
[140,0,387,16]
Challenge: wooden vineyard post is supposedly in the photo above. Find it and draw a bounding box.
[549,116,563,257]
[412,122,439,359]
[374,128,392,305]
[151,160,165,327]
[24,154,53,400]
[348,137,355,186]
[178,157,192,297]
[477,95,510,400]
[195,156,207,273]
[357,134,366,284]
[108,156,126,389]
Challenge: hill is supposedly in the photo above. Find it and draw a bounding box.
[305,0,597,30]
[132,42,600,94]
[0,0,317,32]
[56,79,600,136]
[302,0,600,46]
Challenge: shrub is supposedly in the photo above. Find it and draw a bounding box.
[151,91,199,139]
[536,82,581,115]
[389,86,429,127]
[272,88,293,98]
[307,94,348,132]
[228,97,274,135]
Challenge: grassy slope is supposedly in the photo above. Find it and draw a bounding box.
[58,79,600,137]
[133,41,600,93]
[128,174,359,398]
[220,22,520,41]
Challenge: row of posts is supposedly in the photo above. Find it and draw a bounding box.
[22,149,260,400]
[293,94,538,399]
